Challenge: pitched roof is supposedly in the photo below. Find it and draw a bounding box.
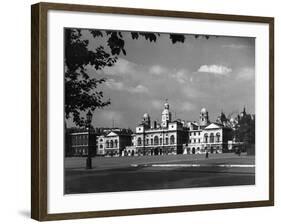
[204,123,224,130]
[106,131,118,137]
[106,129,133,137]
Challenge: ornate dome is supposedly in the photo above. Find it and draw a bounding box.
[164,102,169,109]
[143,113,150,119]
[201,107,207,114]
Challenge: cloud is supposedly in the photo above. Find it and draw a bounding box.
[198,65,232,75]
[102,58,137,76]
[149,65,167,75]
[105,79,148,93]
[149,65,166,75]
[105,79,126,91]
[236,67,255,81]
[130,85,148,93]
[171,69,190,84]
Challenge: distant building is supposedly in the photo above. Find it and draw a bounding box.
[66,127,132,157]
[134,101,189,156]
[96,129,133,156]
[201,123,232,153]
[65,128,98,157]
[186,107,253,154]
[65,104,254,157]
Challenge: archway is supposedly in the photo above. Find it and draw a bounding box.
[210,133,214,143]
[170,135,175,145]
[216,146,220,153]
[204,134,208,143]
[137,137,142,146]
[154,147,159,155]
[192,147,196,154]
[154,136,159,145]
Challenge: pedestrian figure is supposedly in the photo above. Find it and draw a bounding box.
[205,151,209,159]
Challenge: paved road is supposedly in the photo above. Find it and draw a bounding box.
[64,153,255,194]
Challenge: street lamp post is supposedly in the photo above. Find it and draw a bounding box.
[86,110,93,169]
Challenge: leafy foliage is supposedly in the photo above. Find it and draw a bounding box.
[235,113,255,145]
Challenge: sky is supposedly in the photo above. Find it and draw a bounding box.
[66,29,255,129]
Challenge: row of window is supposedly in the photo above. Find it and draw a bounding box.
[71,135,88,146]
[189,132,200,136]
[105,139,118,148]
[189,138,201,143]
[73,148,88,155]
[137,135,175,146]
[188,133,221,144]
[204,133,220,143]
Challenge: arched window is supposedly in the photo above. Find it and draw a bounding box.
[170,135,175,144]
[114,139,118,148]
[204,134,208,143]
[159,138,162,145]
[106,140,109,148]
[165,137,169,145]
[151,138,153,145]
[137,137,142,146]
[210,133,214,143]
[154,136,159,145]
[146,139,149,145]
[216,133,220,142]
[110,140,113,148]
[100,144,103,149]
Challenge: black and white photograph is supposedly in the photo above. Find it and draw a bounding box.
[64,28,255,194]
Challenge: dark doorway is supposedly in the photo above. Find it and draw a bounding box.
[154,148,159,155]
[192,147,195,154]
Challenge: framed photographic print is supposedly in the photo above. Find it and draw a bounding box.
[31,2,274,221]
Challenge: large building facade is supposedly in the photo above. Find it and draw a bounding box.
[186,109,235,154]
[65,128,98,157]
[65,102,254,157]
[134,101,189,156]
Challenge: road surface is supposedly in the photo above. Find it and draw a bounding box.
[64,153,255,194]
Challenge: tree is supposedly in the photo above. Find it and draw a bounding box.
[64,29,116,127]
[65,28,210,127]
[235,114,255,145]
